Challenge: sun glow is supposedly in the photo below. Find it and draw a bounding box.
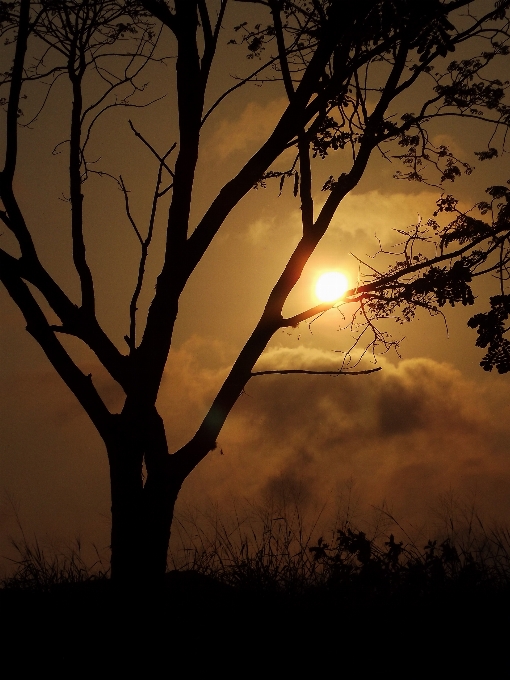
[315,271,349,302]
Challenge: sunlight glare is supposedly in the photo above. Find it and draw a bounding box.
[315,271,349,302]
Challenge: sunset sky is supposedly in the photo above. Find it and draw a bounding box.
[1,1,510,570]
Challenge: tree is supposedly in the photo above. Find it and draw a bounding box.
[1,0,510,584]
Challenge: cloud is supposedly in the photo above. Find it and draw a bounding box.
[246,217,277,244]
[205,97,287,160]
[180,345,510,533]
[431,133,465,159]
[242,190,442,257]
[254,345,347,372]
[328,189,441,243]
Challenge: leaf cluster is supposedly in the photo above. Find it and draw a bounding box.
[353,180,510,371]
[311,115,353,158]
[309,528,492,599]
[468,294,510,373]
[362,0,456,57]
[405,261,475,308]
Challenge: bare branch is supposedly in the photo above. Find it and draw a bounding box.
[200,55,279,127]
[141,0,178,34]
[128,120,176,177]
[0,248,111,434]
[119,176,143,244]
[250,367,382,376]
[298,135,313,234]
[2,0,30,182]
[270,0,295,100]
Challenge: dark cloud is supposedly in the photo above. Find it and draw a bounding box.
[377,378,426,435]
[184,345,510,531]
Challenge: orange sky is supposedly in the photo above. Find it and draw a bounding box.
[1,1,510,572]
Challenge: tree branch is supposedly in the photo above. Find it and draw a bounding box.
[140,0,178,34]
[2,0,29,183]
[298,134,313,234]
[0,248,111,435]
[200,54,279,127]
[250,367,382,376]
[200,0,228,84]
[68,41,95,315]
[128,120,176,178]
[0,1,126,388]
[270,0,294,100]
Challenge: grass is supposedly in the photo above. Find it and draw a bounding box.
[168,493,510,602]
[2,536,108,592]
[0,502,108,592]
[4,492,510,599]
[2,494,510,667]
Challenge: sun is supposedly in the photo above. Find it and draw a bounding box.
[315,271,349,302]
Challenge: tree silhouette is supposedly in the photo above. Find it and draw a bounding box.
[1,0,510,584]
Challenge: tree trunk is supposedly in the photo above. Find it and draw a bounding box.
[108,433,144,584]
[140,468,182,584]
[107,410,184,587]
